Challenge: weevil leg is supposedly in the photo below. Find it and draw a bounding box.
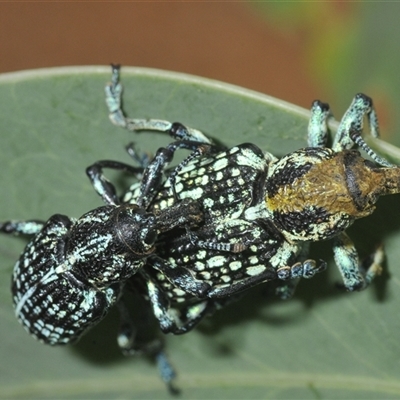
[164,296,235,334]
[106,64,212,145]
[274,279,300,300]
[87,141,211,209]
[308,100,332,148]
[145,277,181,333]
[116,297,179,395]
[0,220,45,236]
[155,351,180,395]
[206,259,326,299]
[164,142,214,202]
[332,94,392,166]
[332,232,384,291]
[274,243,312,299]
[276,259,327,281]
[206,267,277,298]
[363,244,385,286]
[192,228,320,298]
[334,93,377,151]
[143,274,214,334]
[333,232,365,291]
[86,160,144,206]
[184,229,248,254]
[137,140,212,208]
[125,142,152,169]
[149,255,211,297]
[348,124,393,167]
[116,298,139,355]
[181,219,262,255]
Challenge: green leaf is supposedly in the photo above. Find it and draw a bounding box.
[1,66,400,399]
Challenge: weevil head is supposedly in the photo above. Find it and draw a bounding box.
[114,204,158,257]
[265,147,400,243]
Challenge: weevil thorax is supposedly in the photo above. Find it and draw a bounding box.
[265,147,400,243]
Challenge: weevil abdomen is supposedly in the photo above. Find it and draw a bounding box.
[11,214,121,345]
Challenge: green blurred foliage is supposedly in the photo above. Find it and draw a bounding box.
[252,3,400,145]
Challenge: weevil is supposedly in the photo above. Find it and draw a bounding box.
[1,133,221,392]
[105,66,397,335]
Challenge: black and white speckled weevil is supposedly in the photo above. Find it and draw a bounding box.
[0,121,223,391]
[106,66,399,337]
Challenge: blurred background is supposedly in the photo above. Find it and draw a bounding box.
[1,2,400,144]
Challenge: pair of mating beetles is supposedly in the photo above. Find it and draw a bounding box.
[1,65,399,392]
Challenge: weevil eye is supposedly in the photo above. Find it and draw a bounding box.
[142,228,157,246]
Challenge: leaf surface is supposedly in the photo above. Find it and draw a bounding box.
[0,67,400,399]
